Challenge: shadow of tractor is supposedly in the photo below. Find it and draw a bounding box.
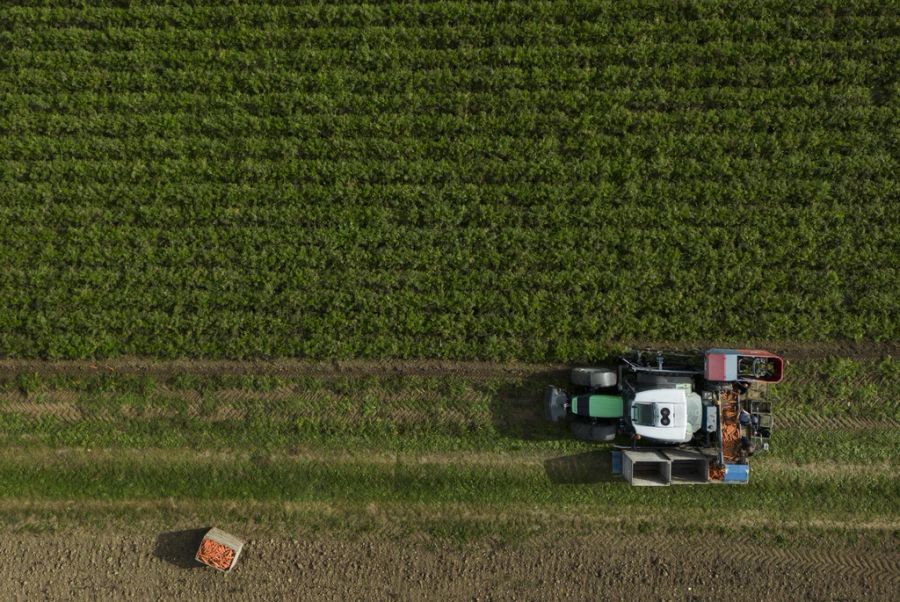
[543,450,619,484]
[488,368,571,441]
[483,362,628,485]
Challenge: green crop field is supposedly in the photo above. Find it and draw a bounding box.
[0,2,898,596]
[1,0,898,360]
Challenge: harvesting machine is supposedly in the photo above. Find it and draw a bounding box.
[545,349,784,486]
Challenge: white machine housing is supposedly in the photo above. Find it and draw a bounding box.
[630,388,703,443]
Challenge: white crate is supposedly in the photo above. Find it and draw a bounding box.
[622,450,671,486]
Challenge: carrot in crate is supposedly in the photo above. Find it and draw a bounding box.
[197,539,235,570]
[195,528,245,572]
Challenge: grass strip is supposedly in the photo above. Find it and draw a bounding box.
[0,357,896,457]
[0,450,895,522]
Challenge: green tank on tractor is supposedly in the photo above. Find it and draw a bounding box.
[569,394,623,419]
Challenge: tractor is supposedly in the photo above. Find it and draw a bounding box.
[545,348,783,485]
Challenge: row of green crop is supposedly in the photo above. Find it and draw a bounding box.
[3,12,896,44]
[2,270,887,322]
[0,263,890,313]
[3,16,896,49]
[0,127,891,161]
[0,200,894,251]
[2,179,892,212]
[2,0,893,28]
[1,156,893,186]
[0,210,893,271]
[4,106,893,140]
[1,311,893,360]
[0,83,884,115]
[4,37,896,72]
[0,229,892,304]
[2,60,891,94]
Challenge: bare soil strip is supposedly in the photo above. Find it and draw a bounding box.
[0,528,895,601]
[1,392,895,431]
[0,341,895,378]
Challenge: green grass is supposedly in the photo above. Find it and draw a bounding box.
[0,368,894,543]
[0,357,896,539]
[773,428,900,464]
[0,378,895,540]
[1,0,898,359]
[1,498,894,551]
[0,450,895,521]
[0,357,896,461]
[774,356,899,421]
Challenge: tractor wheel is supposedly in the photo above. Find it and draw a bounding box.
[571,367,617,389]
[570,420,617,443]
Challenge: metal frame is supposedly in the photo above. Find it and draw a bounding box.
[620,350,704,377]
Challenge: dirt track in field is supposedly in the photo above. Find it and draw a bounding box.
[1,384,896,432]
[0,528,896,601]
[0,341,896,379]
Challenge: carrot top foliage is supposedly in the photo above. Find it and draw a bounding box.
[0,0,897,359]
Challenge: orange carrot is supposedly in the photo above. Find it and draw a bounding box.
[198,539,235,570]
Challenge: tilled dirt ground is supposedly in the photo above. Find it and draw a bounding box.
[0,529,896,601]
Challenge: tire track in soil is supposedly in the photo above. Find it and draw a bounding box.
[778,415,899,430]
[1,388,896,431]
[622,534,899,580]
[585,521,900,591]
[0,386,495,427]
[731,540,900,577]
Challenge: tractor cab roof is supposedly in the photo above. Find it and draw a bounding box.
[630,388,702,444]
